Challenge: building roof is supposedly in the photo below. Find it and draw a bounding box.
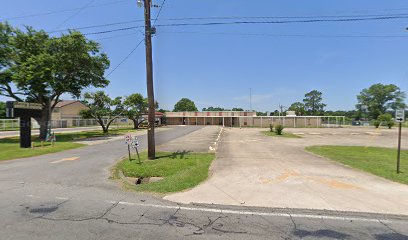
[54,100,81,108]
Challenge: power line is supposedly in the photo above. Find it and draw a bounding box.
[52,0,96,30]
[0,0,128,21]
[105,38,144,77]
[153,15,408,27]
[54,14,408,36]
[49,12,408,34]
[158,30,408,39]
[153,0,167,26]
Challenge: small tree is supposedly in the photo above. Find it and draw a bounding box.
[80,92,123,133]
[275,124,284,135]
[288,102,306,116]
[123,93,148,129]
[0,101,5,118]
[173,98,198,112]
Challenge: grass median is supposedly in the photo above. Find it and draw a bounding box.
[0,127,139,161]
[306,145,408,185]
[113,151,215,193]
[262,131,301,138]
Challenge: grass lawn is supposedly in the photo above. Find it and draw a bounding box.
[113,151,215,193]
[0,127,140,161]
[306,146,408,185]
[262,131,301,138]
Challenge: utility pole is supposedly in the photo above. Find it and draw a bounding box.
[143,0,156,159]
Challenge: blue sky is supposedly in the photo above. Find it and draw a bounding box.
[1,0,408,111]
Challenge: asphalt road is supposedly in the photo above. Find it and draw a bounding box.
[1,126,407,240]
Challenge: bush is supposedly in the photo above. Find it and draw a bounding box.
[269,124,274,132]
[378,113,392,122]
[373,120,381,128]
[387,121,394,129]
[275,124,284,135]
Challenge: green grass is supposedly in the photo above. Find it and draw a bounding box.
[0,127,141,161]
[113,151,215,193]
[306,146,408,185]
[262,131,302,138]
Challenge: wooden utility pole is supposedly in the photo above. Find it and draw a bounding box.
[143,0,156,159]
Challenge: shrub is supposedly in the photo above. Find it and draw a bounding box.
[378,113,392,122]
[373,120,381,128]
[275,124,284,135]
[387,121,394,129]
[269,124,274,132]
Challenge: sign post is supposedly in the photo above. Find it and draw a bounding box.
[395,109,405,174]
[6,101,43,148]
[124,134,132,161]
[132,137,141,164]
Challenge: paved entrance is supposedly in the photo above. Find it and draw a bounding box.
[165,127,408,215]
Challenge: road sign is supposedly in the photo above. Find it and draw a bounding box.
[395,109,405,123]
[124,134,132,145]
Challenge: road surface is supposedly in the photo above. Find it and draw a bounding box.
[0,126,407,239]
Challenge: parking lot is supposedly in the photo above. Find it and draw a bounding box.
[165,127,408,215]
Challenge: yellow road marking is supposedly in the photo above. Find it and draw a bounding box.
[51,157,79,164]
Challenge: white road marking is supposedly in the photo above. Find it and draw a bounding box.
[209,127,224,152]
[107,201,397,224]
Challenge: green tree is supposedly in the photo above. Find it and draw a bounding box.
[356,83,406,119]
[231,108,244,111]
[80,92,123,133]
[173,98,198,112]
[0,23,110,139]
[202,106,228,111]
[0,101,5,118]
[123,93,148,129]
[288,102,306,116]
[303,90,326,115]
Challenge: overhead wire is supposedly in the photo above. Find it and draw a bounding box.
[0,0,128,21]
[52,0,96,30]
[105,38,145,77]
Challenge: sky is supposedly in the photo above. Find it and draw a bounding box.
[1,0,408,112]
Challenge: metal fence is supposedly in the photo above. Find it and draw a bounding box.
[0,118,132,131]
[0,119,20,131]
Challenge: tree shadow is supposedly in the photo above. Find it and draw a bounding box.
[156,150,191,160]
[293,229,350,239]
[375,233,408,240]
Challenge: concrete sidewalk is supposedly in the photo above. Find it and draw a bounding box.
[165,127,408,215]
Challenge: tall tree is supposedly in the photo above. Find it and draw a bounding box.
[0,23,110,139]
[123,93,148,129]
[173,98,198,112]
[288,102,306,116]
[0,101,5,118]
[356,83,406,119]
[303,90,326,115]
[80,92,123,133]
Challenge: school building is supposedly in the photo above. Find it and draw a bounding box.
[165,111,345,128]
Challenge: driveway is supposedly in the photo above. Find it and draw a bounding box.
[165,127,408,215]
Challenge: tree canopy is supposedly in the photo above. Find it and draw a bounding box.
[123,93,148,129]
[356,83,406,119]
[173,98,198,112]
[288,102,306,116]
[303,90,326,115]
[0,22,110,138]
[80,91,123,133]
